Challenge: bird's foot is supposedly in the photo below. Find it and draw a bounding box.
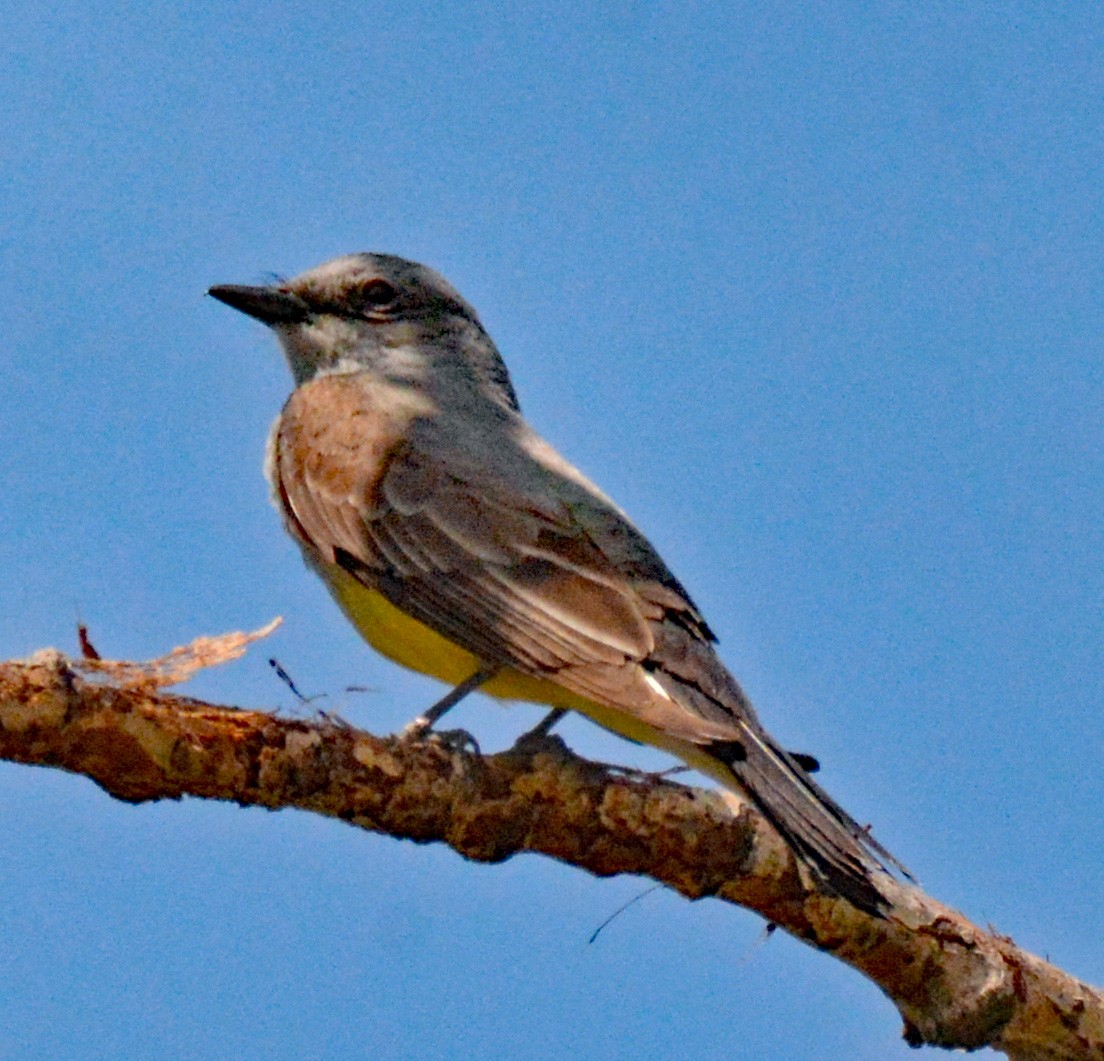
[510,708,568,752]
[399,714,435,742]
[399,717,481,756]
[605,763,690,784]
[431,727,482,756]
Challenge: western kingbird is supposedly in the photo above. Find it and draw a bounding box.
[209,253,905,913]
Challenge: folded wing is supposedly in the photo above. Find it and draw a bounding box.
[273,377,906,911]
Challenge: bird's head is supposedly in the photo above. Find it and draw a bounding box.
[210,252,518,410]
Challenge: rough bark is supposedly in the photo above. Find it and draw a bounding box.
[1,647,1101,1059]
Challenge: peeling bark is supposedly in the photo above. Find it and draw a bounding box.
[1,649,1101,1059]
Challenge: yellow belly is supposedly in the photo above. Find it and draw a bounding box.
[325,565,593,711]
[321,563,730,782]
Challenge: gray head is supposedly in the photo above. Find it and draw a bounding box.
[209,252,519,411]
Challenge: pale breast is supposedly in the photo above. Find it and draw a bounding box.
[268,372,436,561]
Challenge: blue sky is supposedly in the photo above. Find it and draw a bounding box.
[2,3,1102,1058]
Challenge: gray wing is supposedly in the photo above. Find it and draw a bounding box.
[275,397,907,910]
[277,404,754,738]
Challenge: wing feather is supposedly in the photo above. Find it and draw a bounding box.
[272,379,905,911]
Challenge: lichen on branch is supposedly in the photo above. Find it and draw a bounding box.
[0,638,1100,1059]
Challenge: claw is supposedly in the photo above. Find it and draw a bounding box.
[511,708,568,751]
[430,728,482,756]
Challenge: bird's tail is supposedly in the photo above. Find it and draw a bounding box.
[709,724,909,915]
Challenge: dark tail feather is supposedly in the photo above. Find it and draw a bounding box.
[710,725,910,916]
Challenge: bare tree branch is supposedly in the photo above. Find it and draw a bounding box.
[1,646,1101,1059]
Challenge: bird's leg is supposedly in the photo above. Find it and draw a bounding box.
[401,667,498,741]
[511,708,568,750]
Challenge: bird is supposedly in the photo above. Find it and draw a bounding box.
[209,252,907,914]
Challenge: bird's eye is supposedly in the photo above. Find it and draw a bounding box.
[357,279,398,307]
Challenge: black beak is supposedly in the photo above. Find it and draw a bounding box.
[207,284,310,325]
